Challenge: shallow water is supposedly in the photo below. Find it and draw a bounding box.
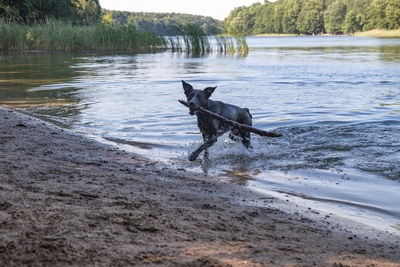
[1,36,400,231]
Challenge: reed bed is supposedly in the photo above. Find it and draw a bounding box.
[0,20,249,55]
[165,23,248,55]
[0,20,166,52]
[233,34,249,54]
[180,24,211,55]
[168,33,249,55]
[215,36,236,53]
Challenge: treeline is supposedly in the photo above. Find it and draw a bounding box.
[224,0,400,35]
[102,10,223,35]
[0,0,101,25]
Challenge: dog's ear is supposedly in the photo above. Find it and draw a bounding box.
[182,80,193,96]
[203,86,217,98]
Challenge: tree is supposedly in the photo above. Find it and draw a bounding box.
[273,3,284,33]
[385,0,400,29]
[257,3,275,33]
[296,0,325,34]
[365,0,387,29]
[224,6,255,34]
[282,0,303,34]
[73,0,101,25]
[0,0,100,24]
[324,0,347,33]
[343,10,359,32]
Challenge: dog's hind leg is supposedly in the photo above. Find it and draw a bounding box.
[189,135,217,161]
[204,149,210,160]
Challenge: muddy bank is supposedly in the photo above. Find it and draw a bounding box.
[0,107,399,266]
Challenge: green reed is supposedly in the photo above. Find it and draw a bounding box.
[168,33,248,55]
[176,24,249,55]
[180,24,211,55]
[215,35,236,54]
[233,34,249,54]
[0,20,166,52]
[168,36,182,52]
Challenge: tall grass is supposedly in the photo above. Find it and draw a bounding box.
[0,20,250,55]
[233,34,249,54]
[215,36,235,53]
[180,24,210,55]
[0,20,166,52]
[168,36,182,52]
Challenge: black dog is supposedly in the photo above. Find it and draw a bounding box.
[182,80,252,161]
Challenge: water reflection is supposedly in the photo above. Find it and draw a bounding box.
[0,52,86,126]
[379,45,400,62]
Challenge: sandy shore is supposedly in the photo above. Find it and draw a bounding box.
[0,107,399,266]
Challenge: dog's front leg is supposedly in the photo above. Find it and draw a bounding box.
[202,133,210,161]
[189,135,217,161]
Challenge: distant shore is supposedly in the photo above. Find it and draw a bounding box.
[254,29,400,37]
[354,29,400,37]
[1,107,400,265]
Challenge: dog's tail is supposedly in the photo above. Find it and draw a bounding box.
[244,108,252,118]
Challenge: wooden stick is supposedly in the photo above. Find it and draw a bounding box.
[179,100,282,138]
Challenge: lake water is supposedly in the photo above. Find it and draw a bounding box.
[1,36,400,232]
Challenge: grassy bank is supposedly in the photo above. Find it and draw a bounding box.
[354,29,400,37]
[0,20,166,52]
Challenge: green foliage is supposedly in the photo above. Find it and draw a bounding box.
[364,0,400,30]
[102,12,113,26]
[103,10,223,36]
[272,4,284,33]
[0,19,165,52]
[343,10,358,32]
[385,0,400,29]
[224,4,261,35]
[224,6,247,34]
[74,0,101,25]
[365,0,387,29]
[324,0,347,33]
[0,0,101,25]
[254,4,275,34]
[296,0,325,34]
[181,23,210,54]
[225,0,399,35]
[282,0,303,34]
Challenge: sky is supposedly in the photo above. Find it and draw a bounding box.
[99,0,262,20]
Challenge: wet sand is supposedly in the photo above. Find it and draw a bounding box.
[0,107,399,266]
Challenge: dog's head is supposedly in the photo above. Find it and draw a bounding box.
[182,80,217,116]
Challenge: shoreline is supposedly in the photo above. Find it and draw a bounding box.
[253,30,400,37]
[1,107,400,266]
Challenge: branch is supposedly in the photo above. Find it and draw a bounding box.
[178,100,282,138]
